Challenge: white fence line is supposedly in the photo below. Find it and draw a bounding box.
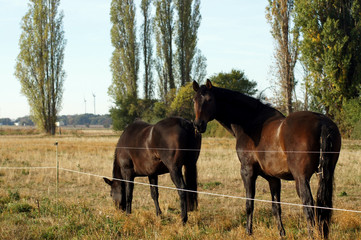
[0,142,343,154]
[1,166,360,214]
[114,146,341,154]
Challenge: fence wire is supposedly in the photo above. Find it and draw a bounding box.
[1,165,360,214]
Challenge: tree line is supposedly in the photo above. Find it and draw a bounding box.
[14,0,360,138]
[0,114,112,128]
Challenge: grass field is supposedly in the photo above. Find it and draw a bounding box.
[0,127,360,239]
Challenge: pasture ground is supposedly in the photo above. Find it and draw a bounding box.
[0,127,360,239]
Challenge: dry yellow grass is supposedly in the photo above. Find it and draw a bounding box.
[0,129,360,239]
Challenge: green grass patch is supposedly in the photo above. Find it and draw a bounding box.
[198,181,222,190]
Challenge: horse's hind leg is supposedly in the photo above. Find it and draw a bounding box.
[148,175,162,216]
[295,177,315,237]
[169,168,188,224]
[241,165,257,235]
[267,177,285,237]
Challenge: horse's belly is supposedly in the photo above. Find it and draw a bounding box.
[133,158,169,176]
[261,165,294,180]
[258,152,293,180]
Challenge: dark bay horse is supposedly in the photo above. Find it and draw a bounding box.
[103,117,201,224]
[193,80,341,238]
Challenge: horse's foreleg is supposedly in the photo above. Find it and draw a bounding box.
[241,166,257,235]
[120,181,126,211]
[296,178,315,237]
[124,174,135,215]
[169,169,188,224]
[148,175,162,216]
[268,177,286,237]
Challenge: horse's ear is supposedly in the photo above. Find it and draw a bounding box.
[206,79,212,89]
[193,81,199,92]
[103,177,113,186]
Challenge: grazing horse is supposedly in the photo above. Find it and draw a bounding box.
[103,117,201,224]
[193,80,341,238]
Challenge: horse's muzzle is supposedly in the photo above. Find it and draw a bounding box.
[194,119,207,133]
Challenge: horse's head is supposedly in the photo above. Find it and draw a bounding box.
[103,177,123,209]
[192,79,216,133]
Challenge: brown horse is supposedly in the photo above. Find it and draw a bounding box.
[193,80,341,238]
[103,117,201,224]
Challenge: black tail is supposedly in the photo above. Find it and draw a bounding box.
[316,125,339,239]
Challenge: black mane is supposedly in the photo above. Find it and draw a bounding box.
[213,86,268,110]
[210,85,284,143]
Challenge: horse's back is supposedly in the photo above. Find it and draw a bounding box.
[151,117,201,171]
[115,120,154,168]
[282,111,340,150]
[115,117,200,176]
[117,120,152,148]
[117,117,199,152]
[153,117,200,150]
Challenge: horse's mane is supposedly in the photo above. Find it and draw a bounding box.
[208,85,284,138]
[212,86,276,114]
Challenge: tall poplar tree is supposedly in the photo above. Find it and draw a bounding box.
[295,0,361,117]
[154,0,175,102]
[175,0,201,86]
[191,48,207,83]
[141,0,154,100]
[109,0,139,129]
[266,0,299,114]
[15,0,66,135]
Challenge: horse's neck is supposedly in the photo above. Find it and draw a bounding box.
[112,156,122,179]
[214,90,283,137]
[215,93,257,127]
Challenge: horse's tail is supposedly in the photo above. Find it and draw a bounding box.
[316,124,340,239]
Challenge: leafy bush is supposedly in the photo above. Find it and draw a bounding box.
[336,97,361,139]
[202,121,232,138]
[209,69,258,96]
[352,120,361,139]
[153,101,167,121]
[169,82,195,120]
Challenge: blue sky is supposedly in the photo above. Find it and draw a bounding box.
[0,0,274,119]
